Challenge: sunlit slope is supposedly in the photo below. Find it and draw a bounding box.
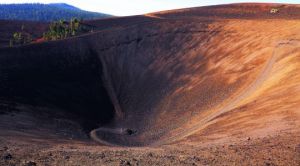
[159,21,300,145]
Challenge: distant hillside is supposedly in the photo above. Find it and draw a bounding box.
[0,3,111,22]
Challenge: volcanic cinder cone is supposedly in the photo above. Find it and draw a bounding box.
[0,4,299,164]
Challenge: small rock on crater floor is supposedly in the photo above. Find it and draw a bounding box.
[120,160,131,166]
[3,153,12,160]
[147,152,154,157]
[24,161,37,166]
[99,153,105,159]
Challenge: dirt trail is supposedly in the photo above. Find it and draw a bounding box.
[90,128,125,146]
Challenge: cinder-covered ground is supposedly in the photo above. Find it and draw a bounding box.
[0,131,299,165]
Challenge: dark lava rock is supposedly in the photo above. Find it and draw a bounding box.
[147,152,154,157]
[193,156,200,161]
[120,160,131,166]
[3,153,12,160]
[24,161,37,166]
[99,153,105,159]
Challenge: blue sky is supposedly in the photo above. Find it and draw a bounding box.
[0,0,299,16]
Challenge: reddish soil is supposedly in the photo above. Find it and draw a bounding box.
[0,3,299,165]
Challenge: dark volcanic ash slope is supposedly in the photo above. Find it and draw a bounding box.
[0,3,300,147]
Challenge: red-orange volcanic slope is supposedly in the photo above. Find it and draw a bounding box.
[0,3,299,148]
